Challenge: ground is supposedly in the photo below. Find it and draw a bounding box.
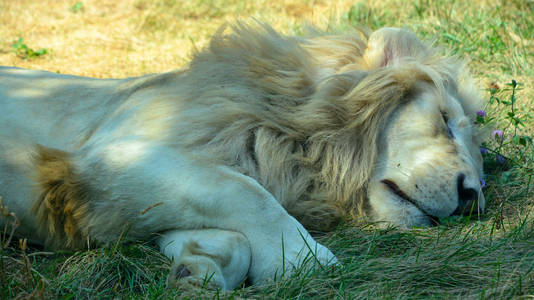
[0,0,533,298]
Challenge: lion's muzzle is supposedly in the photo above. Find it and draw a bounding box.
[453,173,484,216]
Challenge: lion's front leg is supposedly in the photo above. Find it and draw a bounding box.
[77,142,337,284]
[180,166,339,284]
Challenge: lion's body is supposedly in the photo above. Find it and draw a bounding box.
[0,24,485,289]
[0,69,172,237]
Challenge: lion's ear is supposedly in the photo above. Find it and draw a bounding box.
[363,28,427,69]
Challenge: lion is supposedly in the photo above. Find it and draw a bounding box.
[0,23,485,290]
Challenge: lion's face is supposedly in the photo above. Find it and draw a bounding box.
[368,82,485,227]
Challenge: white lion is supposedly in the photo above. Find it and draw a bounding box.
[0,24,485,290]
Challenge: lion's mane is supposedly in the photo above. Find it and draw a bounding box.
[158,23,483,231]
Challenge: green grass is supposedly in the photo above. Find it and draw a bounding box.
[1,0,534,298]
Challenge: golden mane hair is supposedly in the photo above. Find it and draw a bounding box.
[166,23,479,231]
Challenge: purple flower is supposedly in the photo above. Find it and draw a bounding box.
[493,130,504,140]
[476,110,486,117]
[480,179,486,189]
[480,147,488,155]
[496,154,506,164]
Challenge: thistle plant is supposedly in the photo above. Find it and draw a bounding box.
[477,80,533,193]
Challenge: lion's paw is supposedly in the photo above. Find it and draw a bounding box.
[166,259,225,290]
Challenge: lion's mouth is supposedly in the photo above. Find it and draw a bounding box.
[380,179,440,225]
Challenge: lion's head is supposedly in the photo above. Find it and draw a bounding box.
[293,27,485,228]
[365,29,485,227]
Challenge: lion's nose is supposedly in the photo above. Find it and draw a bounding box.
[452,173,480,216]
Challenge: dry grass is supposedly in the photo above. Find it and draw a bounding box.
[1,0,534,298]
[0,0,354,77]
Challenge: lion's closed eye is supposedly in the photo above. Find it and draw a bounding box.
[441,111,454,139]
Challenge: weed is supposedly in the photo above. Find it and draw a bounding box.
[11,38,48,59]
[0,196,19,293]
[480,80,533,201]
[70,2,83,13]
[1,197,19,250]
[482,80,533,177]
